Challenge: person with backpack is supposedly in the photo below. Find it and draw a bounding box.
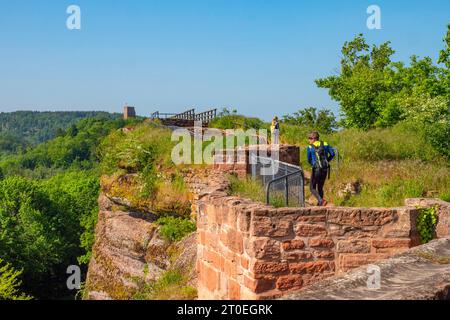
[307,131,335,206]
[271,117,280,145]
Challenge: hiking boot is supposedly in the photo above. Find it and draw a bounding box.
[322,199,328,207]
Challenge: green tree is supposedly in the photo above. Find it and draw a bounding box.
[315,35,397,129]
[282,107,338,133]
[438,24,450,101]
[316,28,449,130]
[0,259,32,300]
[438,24,450,69]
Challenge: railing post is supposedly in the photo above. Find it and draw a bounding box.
[285,176,289,206]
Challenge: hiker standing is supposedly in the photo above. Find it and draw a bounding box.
[307,131,335,206]
[271,117,280,145]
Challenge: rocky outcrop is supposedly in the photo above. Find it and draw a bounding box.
[282,237,450,300]
[85,194,197,300]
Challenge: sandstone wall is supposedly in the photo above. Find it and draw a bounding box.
[196,188,420,299]
[282,237,450,300]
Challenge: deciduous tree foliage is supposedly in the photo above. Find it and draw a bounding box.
[0,115,142,299]
[282,107,338,133]
[316,24,450,157]
[0,259,32,300]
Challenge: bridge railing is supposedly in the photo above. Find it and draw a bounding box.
[151,108,218,124]
[151,111,178,119]
[172,109,196,120]
[250,155,305,207]
[195,109,217,124]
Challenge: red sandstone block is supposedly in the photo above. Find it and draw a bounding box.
[213,206,225,225]
[237,211,251,232]
[224,248,239,265]
[205,232,219,250]
[202,262,220,292]
[249,238,281,260]
[223,259,238,279]
[294,224,327,237]
[251,216,292,237]
[309,207,328,215]
[375,247,410,255]
[204,249,222,267]
[228,279,241,300]
[308,238,335,248]
[301,272,336,287]
[282,239,305,251]
[241,256,250,269]
[226,229,244,254]
[276,275,303,291]
[282,251,313,261]
[371,238,411,249]
[198,231,206,245]
[314,251,335,259]
[219,255,225,272]
[289,261,335,275]
[253,209,269,217]
[252,261,289,275]
[219,230,227,246]
[337,239,371,253]
[297,215,327,223]
[338,253,390,272]
[244,275,276,293]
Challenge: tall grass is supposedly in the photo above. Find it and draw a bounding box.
[229,120,449,208]
[228,175,288,208]
[99,123,192,215]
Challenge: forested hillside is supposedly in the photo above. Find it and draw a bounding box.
[0,113,143,299]
[0,111,121,156]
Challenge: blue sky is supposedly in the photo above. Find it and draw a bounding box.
[0,0,449,120]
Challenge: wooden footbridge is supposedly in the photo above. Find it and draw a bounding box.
[151,108,217,127]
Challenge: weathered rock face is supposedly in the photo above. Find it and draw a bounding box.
[85,194,197,300]
[281,237,450,300]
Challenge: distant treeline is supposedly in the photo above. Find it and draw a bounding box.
[0,111,122,154]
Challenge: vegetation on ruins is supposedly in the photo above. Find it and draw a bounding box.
[416,207,438,244]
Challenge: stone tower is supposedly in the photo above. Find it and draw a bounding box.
[123,105,136,120]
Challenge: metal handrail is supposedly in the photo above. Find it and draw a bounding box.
[265,170,305,207]
[250,154,305,207]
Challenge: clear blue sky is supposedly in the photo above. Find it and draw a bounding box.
[0,0,449,120]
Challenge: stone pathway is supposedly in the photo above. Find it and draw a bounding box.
[282,237,450,300]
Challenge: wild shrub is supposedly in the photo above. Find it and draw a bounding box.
[155,216,196,242]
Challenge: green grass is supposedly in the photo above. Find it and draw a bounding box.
[133,269,197,300]
[226,119,450,208]
[228,175,292,208]
[209,114,267,130]
[279,121,450,207]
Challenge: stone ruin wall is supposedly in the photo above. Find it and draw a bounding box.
[195,186,425,300]
[193,145,450,300]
